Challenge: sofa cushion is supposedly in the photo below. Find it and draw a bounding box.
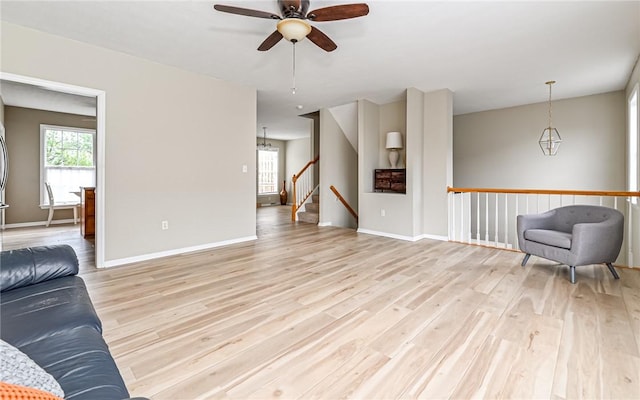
[0,276,102,348]
[19,326,130,400]
[0,339,64,398]
[1,245,79,292]
[524,229,572,249]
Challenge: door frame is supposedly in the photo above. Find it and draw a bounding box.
[0,72,107,267]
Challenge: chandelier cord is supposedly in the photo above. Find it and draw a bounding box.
[548,82,553,129]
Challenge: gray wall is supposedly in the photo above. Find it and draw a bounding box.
[319,108,358,229]
[4,106,96,224]
[453,90,631,266]
[2,22,257,265]
[422,89,453,238]
[453,91,626,190]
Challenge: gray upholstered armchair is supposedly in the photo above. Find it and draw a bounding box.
[517,205,624,284]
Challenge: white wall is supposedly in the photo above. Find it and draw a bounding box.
[454,91,626,190]
[1,22,257,265]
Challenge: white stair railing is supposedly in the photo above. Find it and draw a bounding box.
[447,187,640,266]
[291,156,319,221]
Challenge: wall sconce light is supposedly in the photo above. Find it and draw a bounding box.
[385,131,403,168]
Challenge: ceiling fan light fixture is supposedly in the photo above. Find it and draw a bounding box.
[277,18,311,42]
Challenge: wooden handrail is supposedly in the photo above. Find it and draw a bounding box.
[292,156,320,184]
[291,156,320,222]
[330,185,358,223]
[447,186,640,197]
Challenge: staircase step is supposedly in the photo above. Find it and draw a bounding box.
[312,194,319,203]
[298,211,319,224]
[305,202,319,213]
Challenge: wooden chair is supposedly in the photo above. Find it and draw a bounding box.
[44,182,79,227]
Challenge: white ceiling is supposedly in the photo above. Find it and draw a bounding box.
[1,1,639,141]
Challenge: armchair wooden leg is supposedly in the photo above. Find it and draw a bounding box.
[521,254,531,267]
[569,266,576,284]
[606,263,620,280]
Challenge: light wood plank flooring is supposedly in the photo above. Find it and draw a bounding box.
[2,206,639,399]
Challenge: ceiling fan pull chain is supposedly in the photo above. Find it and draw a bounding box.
[291,42,297,95]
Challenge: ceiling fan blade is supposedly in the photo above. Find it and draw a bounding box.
[307,4,369,21]
[307,26,337,52]
[214,4,281,19]
[258,30,284,51]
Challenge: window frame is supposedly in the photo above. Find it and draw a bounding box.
[629,84,639,205]
[257,147,279,195]
[40,124,97,206]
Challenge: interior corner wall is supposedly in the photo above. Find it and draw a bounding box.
[358,98,413,238]
[453,91,625,190]
[319,108,358,229]
[4,106,96,224]
[378,100,407,169]
[358,100,380,195]
[285,137,311,205]
[1,22,257,264]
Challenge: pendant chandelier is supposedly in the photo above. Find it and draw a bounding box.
[539,80,562,156]
[258,127,271,150]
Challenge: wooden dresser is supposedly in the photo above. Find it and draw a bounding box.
[80,187,95,238]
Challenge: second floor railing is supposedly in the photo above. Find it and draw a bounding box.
[291,156,319,221]
[447,187,640,265]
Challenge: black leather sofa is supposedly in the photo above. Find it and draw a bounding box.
[0,245,144,400]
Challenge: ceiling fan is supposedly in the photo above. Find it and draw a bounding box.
[213,0,369,52]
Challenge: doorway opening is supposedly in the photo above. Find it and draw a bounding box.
[0,72,107,267]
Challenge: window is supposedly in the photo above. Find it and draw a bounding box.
[629,85,639,204]
[40,125,96,205]
[257,149,278,195]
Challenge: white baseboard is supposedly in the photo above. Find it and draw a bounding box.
[356,229,449,242]
[3,219,76,229]
[102,235,258,268]
[418,233,449,242]
[318,222,332,227]
[357,228,421,242]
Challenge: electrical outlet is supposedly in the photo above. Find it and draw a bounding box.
[381,209,386,217]
[242,165,247,173]
[161,220,169,230]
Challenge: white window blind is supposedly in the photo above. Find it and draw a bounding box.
[257,149,278,195]
[41,125,96,205]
